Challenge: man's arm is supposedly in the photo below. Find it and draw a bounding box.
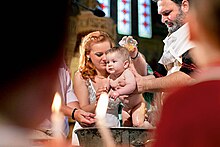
[136,71,194,93]
[136,49,197,93]
[131,51,148,76]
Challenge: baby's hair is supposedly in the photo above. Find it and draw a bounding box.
[105,46,131,62]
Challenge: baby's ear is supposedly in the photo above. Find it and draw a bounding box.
[124,60,129,69]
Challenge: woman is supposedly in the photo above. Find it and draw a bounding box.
[72,31,149,145]
[72,31,118,145]
[74,31,119,125]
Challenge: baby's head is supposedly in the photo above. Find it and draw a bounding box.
[106,46,130,62]
[105,46,131,74]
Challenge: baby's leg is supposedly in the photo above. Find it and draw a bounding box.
[132,101,146,127]
[122,109,132,127]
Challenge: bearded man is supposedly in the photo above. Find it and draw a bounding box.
[134,0,197,126]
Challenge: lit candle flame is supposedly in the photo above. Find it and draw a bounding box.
[51,92,62,112]
[51,92,64,139]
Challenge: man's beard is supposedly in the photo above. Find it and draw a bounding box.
[165,9,185,34]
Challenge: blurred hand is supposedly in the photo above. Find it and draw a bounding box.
[42,139,75,147]
[74,109,96,127]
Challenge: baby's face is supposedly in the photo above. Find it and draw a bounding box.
[106,52,125,75]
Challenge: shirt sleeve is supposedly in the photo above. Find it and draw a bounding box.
[65,69,78,104]
[153,63,168,78]
[59,67,78,104]
[153,50,197,78]
[179,50,197,75]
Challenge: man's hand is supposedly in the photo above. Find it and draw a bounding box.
[132,68,155,94]
[74,109,95,127]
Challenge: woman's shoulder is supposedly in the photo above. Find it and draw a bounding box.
[73,70,87,83]
[74,70,81,77]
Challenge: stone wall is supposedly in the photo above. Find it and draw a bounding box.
[64,11,117,80]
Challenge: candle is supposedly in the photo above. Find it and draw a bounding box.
[95,92,116,147]
[96,92,109,119]
[51,92,64,139]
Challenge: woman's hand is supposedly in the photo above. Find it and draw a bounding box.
[75,109,96,127]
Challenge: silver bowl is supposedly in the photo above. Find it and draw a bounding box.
[75,127,155,147]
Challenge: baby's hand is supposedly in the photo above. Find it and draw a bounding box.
[112,91,120,100]
[109,90,119,100]
[96,86,109,102]
[119,95,129,104]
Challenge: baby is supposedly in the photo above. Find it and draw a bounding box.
[105,46,145,127]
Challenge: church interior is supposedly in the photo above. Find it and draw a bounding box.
[65,0,168,140]
[64,0,167,80]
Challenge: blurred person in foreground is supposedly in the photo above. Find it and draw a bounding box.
[153,0,220,146]
[30,62,95,142]
[0,0,93,146]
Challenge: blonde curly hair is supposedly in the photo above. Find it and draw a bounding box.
[78,31,115,81]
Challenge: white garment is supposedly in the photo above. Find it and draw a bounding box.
[58,67,78,137]
[159,23,195,75]
[154,24,196,123]
[32,67,78,139]
[72,79,120,146]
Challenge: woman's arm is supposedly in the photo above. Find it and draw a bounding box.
[73,71,96,113]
